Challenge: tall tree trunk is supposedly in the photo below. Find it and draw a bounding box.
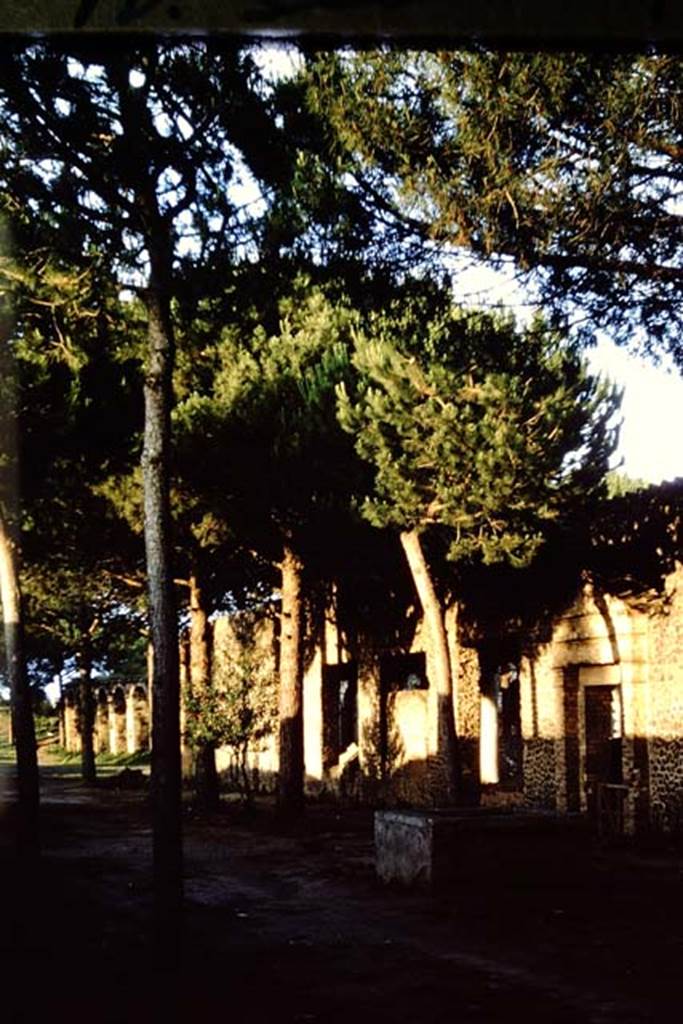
[189,570,219,810]
[277,540,304,815]
[1,290,39,855]
[240,741,252,807]
[0,512,39,854]
[111,61,183,935]
[76,639,96,785]
[142,278,182,931]
[399,528,459,805]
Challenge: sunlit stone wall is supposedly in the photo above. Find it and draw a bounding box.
[644,563,683,831]
[514,576,683,833]
[212,613,279,791]
[454,642,482,798]
[206,559,683,828]
[58,682,150,757]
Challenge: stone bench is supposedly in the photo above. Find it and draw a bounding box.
[374,808,570,888]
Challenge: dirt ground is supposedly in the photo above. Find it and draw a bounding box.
[2,762,682,1024]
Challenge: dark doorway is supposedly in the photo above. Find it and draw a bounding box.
[498,666,522,785]
[584,685,623,816]
[379,652,428,693]
[322,662,358,769]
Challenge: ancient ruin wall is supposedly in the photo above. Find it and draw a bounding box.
[519,583,654,829]
[645,563,683,832]
[454,641,482,798]
[212,614,279,791]
[520,644,561,810]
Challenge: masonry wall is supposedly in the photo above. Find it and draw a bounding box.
[455,642,482,799]
[508,569,683,834]
[207,561,683,829]
[212,613,279,791]
[59,682,150,757]
[515,585,650,828]
[644,563,683,832]
[210,600,454,805]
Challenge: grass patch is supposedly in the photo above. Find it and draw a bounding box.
[41,746,151,770]
[0,737,15,765]
[96,749,151,769]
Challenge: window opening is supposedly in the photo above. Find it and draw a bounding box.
[380,652,428,692]
[322,662,358,768]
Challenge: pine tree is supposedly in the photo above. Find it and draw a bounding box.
[307,50,683,363]
[0,36,298,929]
[338,300,620,802]
[0,220,39,855]
[174,282,364,814]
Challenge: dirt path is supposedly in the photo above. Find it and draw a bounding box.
[2,763,682,1023]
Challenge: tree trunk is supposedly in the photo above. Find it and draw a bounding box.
[76,640,96,785]
[277,540,305,815]
[0,511,39,855]
[240,741,252,807]
[189,570,219,810]
[111,61,183,935]
[142,279,182,932]
[399,528,459,805]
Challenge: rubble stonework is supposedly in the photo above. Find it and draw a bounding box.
[481,563,683,834]
[645,564,683,831]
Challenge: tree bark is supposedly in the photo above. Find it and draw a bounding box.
[142,280,182,931]
[112,63,183,940]
[189,570,219,810]
[399,528,459,805]
[0,511,39,855]
[277,540,305,815]
[76,639,96,785]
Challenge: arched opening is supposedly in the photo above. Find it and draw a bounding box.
[109,686,127,755]
[126,685,149,752]
[95,687,110,754]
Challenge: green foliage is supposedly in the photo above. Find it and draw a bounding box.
[605,470,649,499]
[338,302,620,567]
[185,615,277,798]
[174,280,366,573]
[47,746,150,770]
[308,50,683,361]
[0,180,146,682]
[33,711,57,741]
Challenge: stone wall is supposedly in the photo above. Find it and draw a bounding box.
[0,707,10,744]
[644,564,683,831]
[59,681,150,756]
[514,585,648,827]
[212,613,279,792]
[454,643,481,797]
[384,689,430,804]
[206,559,683,830]
[503,569,683,834]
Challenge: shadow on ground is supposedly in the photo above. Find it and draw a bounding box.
[1,761,682,1024]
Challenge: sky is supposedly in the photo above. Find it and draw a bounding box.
[588,337,683,485]
[450,261,683,486]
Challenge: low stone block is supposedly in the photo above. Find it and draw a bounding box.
[374,808,567,888]
[375,810,436,886]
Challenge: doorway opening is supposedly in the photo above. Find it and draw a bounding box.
[322,661,358,770]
